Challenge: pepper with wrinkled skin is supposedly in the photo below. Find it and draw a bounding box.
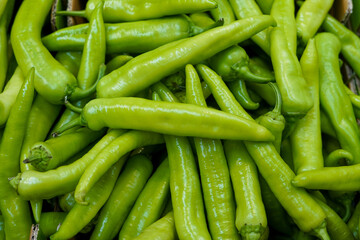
[316,32,360,164]
[58,0,218,22]
[96,16,276,98]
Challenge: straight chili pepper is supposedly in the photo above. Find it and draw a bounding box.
[185,64,239,240]
[50,156,125,240]
[0,67,24,126]
[59,0,217,22]
[43,16,210,54]
[270,26,313,117]
[297,0,334,46]
[10,129,126,200]
[119,158,170,240]
[0,68,35,240]
[196,63,329,239]
[11,0,97,104]
[290,39,323,174]
[158,102,211,239]
[90,154,153,240]
[347,200,360,239]
[315,32,360,164]
[55,97,274,142]
[96,15,276,98]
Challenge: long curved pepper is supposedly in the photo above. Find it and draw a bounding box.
[228,79,260,110]
[96,15,276,98]
[57,0,218,22]
[208,45,275,83]
[10,0,99,104]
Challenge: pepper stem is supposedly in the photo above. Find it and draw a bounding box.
[268,82,282,115]
[52,117,83,137]
[70,64,106,101]
[310,221,330,240]
[56,10,86,17]
[64,96,83,114]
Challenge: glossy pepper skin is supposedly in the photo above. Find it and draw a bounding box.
[315,32,360,164]
[10,0,94,104]
[228,79,260,110]
[96,16,276,98]
[39,212,67,237]
[185,64,239,240]
[291,39,323,174]
[270,27,313,117]
[322,14,360,79]
[209,0,235,25]
[43,16,208,54]
[61,0,217,22]
[90,155,153,240]
[0,69,35,240]
[197,62,329,238]
[59,97,274,142]
[296,0,334,46]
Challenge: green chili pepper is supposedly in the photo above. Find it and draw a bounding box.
[290,39,323,174]
[55,97,274,142]
[228,0,271,54]
[224,140,267,240]
[256,82,285,153]
[228,79,260,110]
[58,0,217,22]
[270,0,296,54]
[325,149,353,167]
[0,67,24,127]
[11,0,97,104]
[90,154,153,240]
[10,129,126,200]
[255,0,273,14]
[247,81,276,106]
[59,192,76,212]
[50,155,125,240]
[208,45,275,83]
[132,211,177,240]
[344,84,360,116]
[327,190,355,223]
[106,55,133,74]
[347,200,360,239]
[0,215,4,240]
[24,128,105,171]
[96,15,276,98]
[185,64,239,240]
[296,0,334,45]
[74,130,164,204]
[0,0,14,92]
[315,32,360,164]
[270,26,313,117]
[210,0,235,24]
[152,83,211,240]
[43,16,209,54]
[320,110,337,137]
[39,212,67,237]
[312,193,354,240]
[119,158,170,240]
[197,62,329,239]
[54,51,82,79]
[0,68,35,240]
[0,0,8,19]
[189,12,215,28]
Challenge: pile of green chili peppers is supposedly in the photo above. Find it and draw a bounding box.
[1,0,360,239]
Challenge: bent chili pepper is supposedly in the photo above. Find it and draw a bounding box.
[50,156,125,240]
[185,64,239,240]
[55,97,274,141]
[228,79,260,110]
[196,62,329,239]
[209,0,235,25]
[290,39,323,174]
[11,0,97,104]
[90,155,153,240]
[208,45,275,83]
[0,68,34,240]
[270,26,313,117]
[96,15,276,98]
[58,0,217,22]
[315,32,360,164]
[43,16,209,54]
[10,129,126,200]
[119,158,170,240]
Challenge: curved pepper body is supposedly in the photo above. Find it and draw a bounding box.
[81,97,274,141]
[11,0,78,104]
[96,16,276,98]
